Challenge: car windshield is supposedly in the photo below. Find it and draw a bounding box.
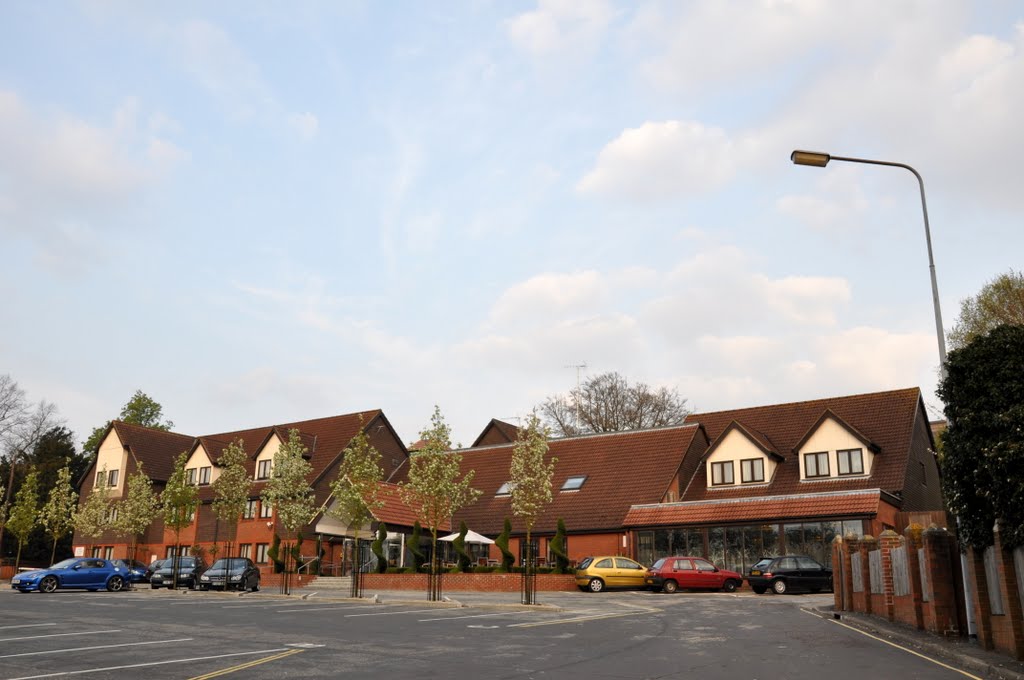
[51,558,78,570]
[651,558,667,569]
[577,557,593,570]
[167,557,197,568]
[751,558,774,570]
[211,559,247,570]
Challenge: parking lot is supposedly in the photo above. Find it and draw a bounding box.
[0,587,982,679]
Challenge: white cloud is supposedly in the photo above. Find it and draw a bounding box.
[179,19,274,120]
[577,120,738,201]
[288,112,319,141]
[506,0,614,59]
[487,270,608,327]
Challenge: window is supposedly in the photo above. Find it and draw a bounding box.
[239,544,252,559]
[594,558,613,569]
[103,547,113,560]
[96,470,106,487]
[188,508,196,522]
[186,468,197,485]
[255,543,270,564]
[561,476,587,491]
[837,448,864,475]
[259,502,273,519]
[693,558,717,571]
[495,482,513,496]
[105,506,119,522]
[243,499,257,519]
[107,469,119,487]
[91,546,102,558]
[256,459,272,480]
[198,466,211,485]
[711,461,734,486]
[804,452,829,478]
[740,458,765,483]
[673,559,694,571]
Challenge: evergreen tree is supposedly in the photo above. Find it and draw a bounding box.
[495,517,515,572]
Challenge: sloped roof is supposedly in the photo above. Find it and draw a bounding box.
[111,421,196,482]
[705,420,784,462]
[681,387,923,502]
[371,482,452,532]
[470,419,522,447]
[454,424,703,536]
[791,408,880,454]
[624,490,884,527]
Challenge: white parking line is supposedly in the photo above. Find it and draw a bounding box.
[0,629,120,643]
[0,623,57,631]
[418,612,517,622]
[0,638,192,659]
[6,647,290,680]
[274,604,383,613]
[344,608,444,618]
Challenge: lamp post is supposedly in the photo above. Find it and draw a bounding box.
[790,150,975,637]
[790,150,948,380]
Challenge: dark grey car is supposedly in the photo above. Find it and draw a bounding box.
[150,556,207,590]
[198,557,260,592]
[746,555,832,594]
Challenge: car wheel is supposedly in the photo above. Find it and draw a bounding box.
[40,576,59,593]
[150,584,159,589]
[252,580,259,592]
[772,579,788,595]
[752,586,767,594]
[722,579,739,593]
[107,576,125,592]
[588,578,605,593]
[662,580,678,594]
[810,587,822,594]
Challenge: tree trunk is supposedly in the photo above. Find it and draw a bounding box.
[50,537,57,566]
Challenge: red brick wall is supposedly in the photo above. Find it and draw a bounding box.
[362,573,578,592]
[968,526,1024,659]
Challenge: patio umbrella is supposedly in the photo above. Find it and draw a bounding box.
[438,529,495,544]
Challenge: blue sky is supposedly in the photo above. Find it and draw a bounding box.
[2,1,1022,448]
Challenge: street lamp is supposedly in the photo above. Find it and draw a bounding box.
[790,150,948,380]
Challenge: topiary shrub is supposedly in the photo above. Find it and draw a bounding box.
[549,518,570,574]
[454,520,473,572]
[495,518,515,572]
[290,533,303,573]
[267,533,285,574]
[371,523,388,574]
[409,521,426,572]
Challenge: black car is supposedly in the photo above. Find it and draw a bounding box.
[150,556,207,590]
[746,555,832,594]
[198,557,261,592]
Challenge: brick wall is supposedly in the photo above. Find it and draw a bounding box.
[967,524,1024,659]
[363,573,578,592]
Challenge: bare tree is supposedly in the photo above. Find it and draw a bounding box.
[537,371,689,437]
[949,269,1024,350]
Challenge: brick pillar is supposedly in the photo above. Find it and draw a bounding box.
[861,536,877,616]
[993,523,1024,660]
[904,524,925,630]
[968,545,995,650]
[840,535,855,612]
[832,536,843,610]
[921,525,961,636]
[879,529,901,622]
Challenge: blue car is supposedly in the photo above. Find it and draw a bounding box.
[10,558,129,593]
[111,559,151,584]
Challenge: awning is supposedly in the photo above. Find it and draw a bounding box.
[438,529,495,544]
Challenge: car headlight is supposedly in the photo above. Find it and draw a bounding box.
[229,575,242,581]
[201,575,209,581]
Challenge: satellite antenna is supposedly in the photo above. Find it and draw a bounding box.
[564,362,587,428]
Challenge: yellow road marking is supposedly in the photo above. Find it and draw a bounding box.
[187,648,304,679]
[827,618,983,680]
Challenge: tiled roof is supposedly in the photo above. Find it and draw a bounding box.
[453,425,703,536]
[681,387,923,503]
[470,419,522,447]
[112,421,196,482]
[623,490,883,527]
[372,482,452,532]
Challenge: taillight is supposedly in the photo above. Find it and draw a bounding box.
[763,572,773,578]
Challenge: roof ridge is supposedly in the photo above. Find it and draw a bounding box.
[687,387,920,419]
[456,422,700,453]
[632,488,881,510]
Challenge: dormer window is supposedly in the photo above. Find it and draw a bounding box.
[256,459,272,480]
[710,462,734,486]
[96,470,106,487]
[198,466,211,485]
[837,449,864,475]
[561,476,587,491]
[804,452,829,478]
[496,482,514,496]
[186,468,197,485]
[740,458,764,483]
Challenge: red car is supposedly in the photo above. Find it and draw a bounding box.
[645,556,744,593]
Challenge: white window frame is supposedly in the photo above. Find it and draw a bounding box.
[198,466,211,485]
[259,502,273,519]
[561,476,587,491]
[107,469,119,487]
[186,468,197,485]
[256,459,272,480]
[243,499,258,519]
[255,543,270,564]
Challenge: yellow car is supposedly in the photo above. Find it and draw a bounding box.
[575,555,647,593]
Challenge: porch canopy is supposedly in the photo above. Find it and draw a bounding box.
[438,529,495,544]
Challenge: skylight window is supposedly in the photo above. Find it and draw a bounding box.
[496,482,514,496]
[561,475,587,491]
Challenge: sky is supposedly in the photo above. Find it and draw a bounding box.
[2,1,1022,449]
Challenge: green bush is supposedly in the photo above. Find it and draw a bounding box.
[409,521,426,571]
[472,565,498,573]
[267,533,285,574]
[385,566,405,574]
[549,519,570,574]
[495,518,515,572]
[371,523,388,574]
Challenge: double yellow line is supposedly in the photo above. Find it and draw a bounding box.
[188,648,304,679]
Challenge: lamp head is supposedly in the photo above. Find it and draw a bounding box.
[791,150,831,167]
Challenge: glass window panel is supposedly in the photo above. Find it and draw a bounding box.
[595,558,613,569]
[803,522,825,564]
[708,527,725,568]
[654,529,670,560]
[725,527,744,572]
[685,528,705,557]
[761,524,779,557]
[743,525,764,573]
[784,523,804,556]
[841,520,864,539]
[637,531,654,566]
